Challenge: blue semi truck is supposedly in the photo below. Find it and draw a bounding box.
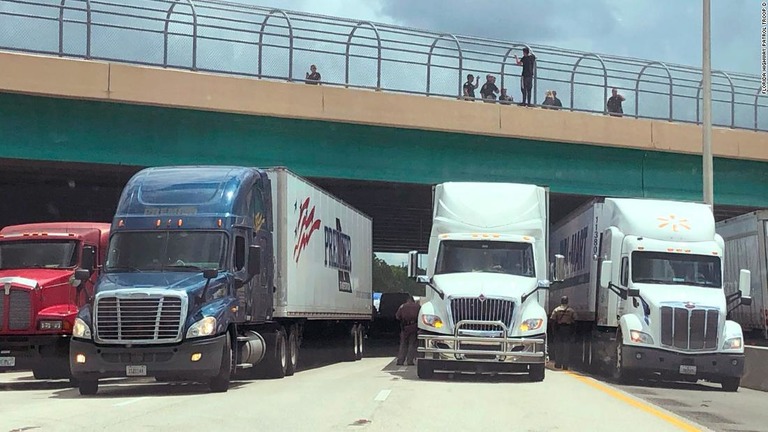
[70,166,373,395]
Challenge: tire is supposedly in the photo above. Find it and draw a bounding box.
[263,328,288,379]
[209,333,233,393]
[33,367,53,380]
[285,325,300,377]
[339,324,359,362]
[529,364,545,382]
[417,359,434,379]
[78,380,99,396]
[612,332,636,385]
[721,377,740,392]
[356,325,364,361]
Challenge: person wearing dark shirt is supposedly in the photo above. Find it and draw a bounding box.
[542,90,555,109]
[514,48,536,106]
[395,296,421,366]
[607,87,625,116]
[552,90,563,109]
[499,88,513,104]
[463,74,479,100]
[480,75,499,102]
[305,64,321,85]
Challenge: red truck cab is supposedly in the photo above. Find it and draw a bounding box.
[0,222,109,379]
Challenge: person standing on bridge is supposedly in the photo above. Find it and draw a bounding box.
[395,295,421,366]
[463,74,480,100]
[607,88,625,116]
[305,64,321,85]
[550,295,577,370]
[514,47,536,107]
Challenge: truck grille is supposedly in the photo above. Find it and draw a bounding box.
[450,297,514,331]
[660,306,719,350]
[95,295,185,344]
[8,290,32,330]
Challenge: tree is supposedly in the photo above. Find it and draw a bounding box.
[372,254,425,296]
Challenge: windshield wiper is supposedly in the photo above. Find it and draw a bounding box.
[106,266,144,273]
[163,264,204,272]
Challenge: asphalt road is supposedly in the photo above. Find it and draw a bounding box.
[0,341,764,432]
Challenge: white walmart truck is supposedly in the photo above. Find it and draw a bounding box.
[407,182,564,381]
[550,197,752,391]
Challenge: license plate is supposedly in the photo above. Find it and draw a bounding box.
[0,357,15,367]
[126,365,147,377]
[679,365,697,375]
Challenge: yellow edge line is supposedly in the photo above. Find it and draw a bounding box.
[565,371,702,432]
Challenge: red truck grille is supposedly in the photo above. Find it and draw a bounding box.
[0,289,32,331]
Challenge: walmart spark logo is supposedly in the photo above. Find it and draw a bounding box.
[657,214,690,232]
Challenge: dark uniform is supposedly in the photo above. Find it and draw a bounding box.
[395,298,421,366]
[550,296,577,370]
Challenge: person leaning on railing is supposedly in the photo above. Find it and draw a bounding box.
[305,64,321,85]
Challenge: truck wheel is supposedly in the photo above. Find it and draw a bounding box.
[356,325,365,361]
[209,333,233,393]
[339,324,359,362]
[721,377,740,392]
[33,367,53,380]
[612,333,636,385]
[286,325,299,377]
[529,364,545,382]
[78,380,99,396]
[263,329,288,379]
[417,360,434,379]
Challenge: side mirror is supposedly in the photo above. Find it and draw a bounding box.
[627,288,640,298]
[74,268,91,282]
[407,251,419,279]
[248,245,262,276]
[81,246,96,270]
[203,268,219,280]
[415,275,430,284]
[600,260,613,290]
[739,269,752,305]
[553,254,565,283]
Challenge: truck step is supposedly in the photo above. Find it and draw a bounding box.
[236,363,254,369]
[236,336,251,342]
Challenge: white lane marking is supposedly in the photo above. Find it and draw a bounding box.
[374,390,391,402]
[113,397,147,407]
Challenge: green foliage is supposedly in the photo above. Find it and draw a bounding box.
[372,254,425,296]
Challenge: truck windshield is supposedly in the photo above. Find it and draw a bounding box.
[435,240,535,277]
[631,251,721,288]
[105,231,226,273]
[0,240,79,270]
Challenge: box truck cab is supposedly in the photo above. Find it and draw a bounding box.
[70,166,372,395]
[408,182,563,381]
[563,198,751,391]
[0,223,109,380]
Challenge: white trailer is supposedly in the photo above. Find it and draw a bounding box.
[716,210,768,339]
[550,197,752,391]
[408,182,563,381]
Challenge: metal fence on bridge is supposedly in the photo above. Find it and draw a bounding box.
[1,0,767,131]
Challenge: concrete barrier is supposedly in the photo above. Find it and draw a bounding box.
[742,345,768,391]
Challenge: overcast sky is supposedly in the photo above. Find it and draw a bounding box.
[241,0,756,75]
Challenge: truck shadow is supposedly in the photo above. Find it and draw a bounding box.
[383,361,533,384]
[0,376,77,392]
[567,366,724,393]
[49,378,249,399]
[297,337,399,373]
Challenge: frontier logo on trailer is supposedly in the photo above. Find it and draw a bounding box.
[293,197,321,263]
[325,218,353,293]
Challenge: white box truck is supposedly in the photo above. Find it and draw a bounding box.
[716,210,768,339]
[550,197,752,391]
[407,182,564,381]
[71,166,373,394]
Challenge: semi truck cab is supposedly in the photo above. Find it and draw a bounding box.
[0,223,109,380]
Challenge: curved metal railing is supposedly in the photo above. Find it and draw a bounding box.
[1,0,766,131]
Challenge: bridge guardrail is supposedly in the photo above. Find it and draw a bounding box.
[0,0,767,131]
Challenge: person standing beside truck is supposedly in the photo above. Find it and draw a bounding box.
[550,296,577,370]
[395,296,420,366]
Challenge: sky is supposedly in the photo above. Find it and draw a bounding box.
[240,0,757,75]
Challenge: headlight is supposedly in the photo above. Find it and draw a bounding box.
[72,318,92,339]
[723,337,743,350]
[421,314,443,329]
[186,316,217,339]
[629,330,654,344]
[519,319,544,332]
[39,320,63,330]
